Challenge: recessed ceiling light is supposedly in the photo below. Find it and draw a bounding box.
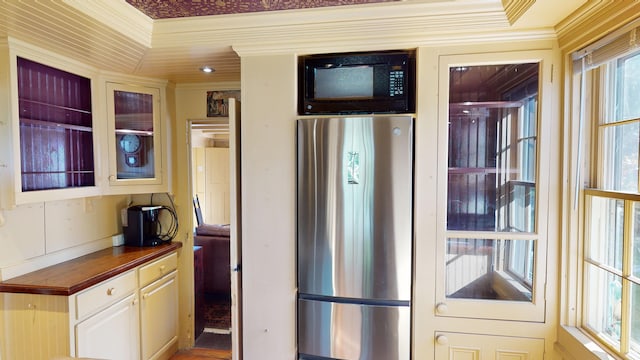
[200,66,215,73]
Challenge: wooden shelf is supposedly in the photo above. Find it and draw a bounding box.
[20,117,93,132]
[19,98,91,114]
[115,128,153,136]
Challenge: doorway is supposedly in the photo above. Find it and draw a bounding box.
[188,114,239,356]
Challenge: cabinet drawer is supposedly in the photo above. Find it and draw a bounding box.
[139,252,178,287]
[75,270,136,320]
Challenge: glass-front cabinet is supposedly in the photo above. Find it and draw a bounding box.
[435,51,554,322]
[106,82,164,188]
[0,40,168,208]
[0,41,100,208]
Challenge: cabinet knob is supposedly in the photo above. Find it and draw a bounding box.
[132,298,139,305]
[108,175,115,181]
[107,287,116,296]
[159,265,166,273]
[436,335,449,345]
[436,302,448,314]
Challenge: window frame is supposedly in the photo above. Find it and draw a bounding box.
[572,46,640,359]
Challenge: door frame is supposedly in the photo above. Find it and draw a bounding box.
[186,106,242,358]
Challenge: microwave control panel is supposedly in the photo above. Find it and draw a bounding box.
[390,70,405,96]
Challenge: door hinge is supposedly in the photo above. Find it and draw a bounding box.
[232,264,242,272]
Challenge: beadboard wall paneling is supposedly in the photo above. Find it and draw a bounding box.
[0,293,70,360]
[0,1,147,74]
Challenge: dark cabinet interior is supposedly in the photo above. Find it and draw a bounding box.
[447,63,538,232]
[113,89,156,180]
[444,62,539,302]
[17,57,94,191]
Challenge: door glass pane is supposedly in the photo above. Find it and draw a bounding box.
[447,63,539,232]
[584,263,622,350]
[114,90,155,179]
[445,238,534,301]
[586,196,624,271]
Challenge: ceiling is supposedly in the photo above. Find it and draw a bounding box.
[124,0,400,19]
[0,0,587,85]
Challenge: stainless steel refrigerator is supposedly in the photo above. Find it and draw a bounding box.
[297,116,413,360]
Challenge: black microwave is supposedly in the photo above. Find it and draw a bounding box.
[298,50,415,115]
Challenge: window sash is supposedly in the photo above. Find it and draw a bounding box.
[583,191,640,357]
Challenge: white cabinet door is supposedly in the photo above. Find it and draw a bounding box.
[105,81,168,194]
[140,271,178,360]
[434,332,544,360]
[76,293,140,360]
[434,50,556,323]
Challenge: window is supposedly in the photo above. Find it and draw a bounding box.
[574,23,640,359]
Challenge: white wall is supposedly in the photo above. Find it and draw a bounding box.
[240,54,298,359]
[0,196,127,280]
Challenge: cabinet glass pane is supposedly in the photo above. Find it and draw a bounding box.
[585,196,624,271]
[17,57,94,190]
[114,90,155,179]
[447,63,538,232]
[445,238,534,301]
[584,263,622,350]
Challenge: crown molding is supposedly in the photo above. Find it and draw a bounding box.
[232,27,556,56]
[151,0,510,52]
[63,0,153,47]
[555,0,640,52]
[502,0,536,24]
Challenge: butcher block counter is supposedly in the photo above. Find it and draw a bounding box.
[0,242,182,360]
[0,242,182,295]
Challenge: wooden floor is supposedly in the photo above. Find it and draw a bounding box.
[169,348,232,360]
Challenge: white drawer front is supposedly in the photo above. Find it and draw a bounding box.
[75,270,137,320]
[139,252,178,287]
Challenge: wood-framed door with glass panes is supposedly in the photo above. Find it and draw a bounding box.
[435,50,555,322]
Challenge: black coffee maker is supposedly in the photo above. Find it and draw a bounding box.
[124,205,164,246]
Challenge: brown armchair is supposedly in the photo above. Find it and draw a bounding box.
[193,223,231,297]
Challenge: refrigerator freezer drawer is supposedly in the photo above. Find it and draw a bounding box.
[298,298,410,360]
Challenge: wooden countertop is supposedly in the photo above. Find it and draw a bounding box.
[0,242,182,296]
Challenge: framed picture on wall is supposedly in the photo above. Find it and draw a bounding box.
[207,90,240,117]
